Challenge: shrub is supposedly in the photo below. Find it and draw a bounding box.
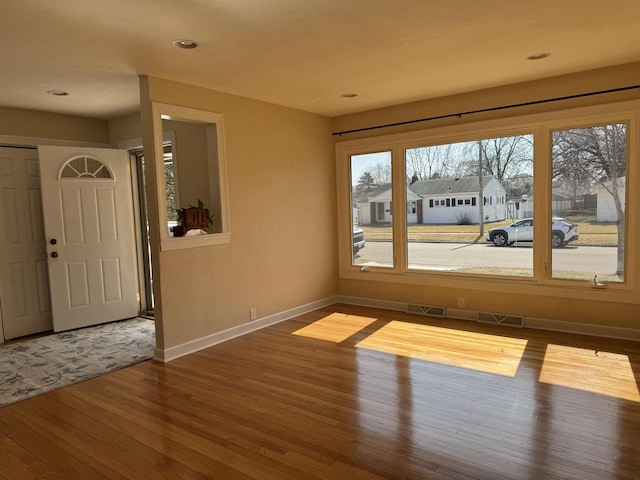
[455,212,474,225]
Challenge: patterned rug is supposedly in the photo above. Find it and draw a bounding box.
[0,317,155,407]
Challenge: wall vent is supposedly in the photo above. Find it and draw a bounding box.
[406,304,446,318]
[477,311,524,328]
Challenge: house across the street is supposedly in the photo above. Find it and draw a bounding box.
[596,176,626,222]
[355,175,507,225]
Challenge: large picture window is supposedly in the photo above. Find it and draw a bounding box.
[336,101,638,304]
[405,134,533,277]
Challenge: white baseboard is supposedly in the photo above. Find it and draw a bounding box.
[154,294,639,362]
[155,296,338,362]
[335,295,406,312]
[524,317,640,341]
[336,295,640,342]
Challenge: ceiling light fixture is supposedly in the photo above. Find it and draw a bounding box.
[340,93,358,98]
[172,39,199,49]
[526,52,551,61]
[47,90,69,96]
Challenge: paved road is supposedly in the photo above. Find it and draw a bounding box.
[355,241,619,275]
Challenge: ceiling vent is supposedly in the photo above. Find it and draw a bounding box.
[406,304,446,318]
[477,311,524,328]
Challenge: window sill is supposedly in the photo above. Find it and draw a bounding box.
[340,267,639,305]
[161,232,231,251]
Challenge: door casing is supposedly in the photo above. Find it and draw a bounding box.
[0,139,147,342]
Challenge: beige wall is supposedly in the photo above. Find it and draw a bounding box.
[333,63,640,330]
[333,62,640,139]
[140,76,337,349]
[0,107,109,144]
[108,113,142,147]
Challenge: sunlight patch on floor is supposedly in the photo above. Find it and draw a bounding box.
[292,313,378,343]
[356,320,528,377]
[539,344,640,402]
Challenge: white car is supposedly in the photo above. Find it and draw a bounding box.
[353,227,365,254]
[486,218,579,248]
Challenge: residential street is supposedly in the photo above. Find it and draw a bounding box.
[356,241,618,275]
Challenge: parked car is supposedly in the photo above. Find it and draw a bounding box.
[353,227,365,254]
[486,217,578,248]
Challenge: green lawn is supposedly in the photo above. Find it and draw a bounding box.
[358,216,619,246]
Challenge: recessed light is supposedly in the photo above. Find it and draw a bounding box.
[172,39,199,49]
[47,90,69,96]
[526,52,551,61]
[340,93,358,98]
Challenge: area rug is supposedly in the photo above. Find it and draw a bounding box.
[0,317,155,407]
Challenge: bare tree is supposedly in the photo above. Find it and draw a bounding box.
[551,149,594,209]
[459,135,533,182]
[406,144,453,179]
[369,161,392,185]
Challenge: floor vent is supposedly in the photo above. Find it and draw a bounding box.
[406,304,446,318]
[477,311,524,328]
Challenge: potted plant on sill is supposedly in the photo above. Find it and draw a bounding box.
[172,198,214,237]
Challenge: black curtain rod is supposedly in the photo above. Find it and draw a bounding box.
[332,85,640,137]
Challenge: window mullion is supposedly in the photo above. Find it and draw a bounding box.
[534,126,550,283]
[392,145,407,272]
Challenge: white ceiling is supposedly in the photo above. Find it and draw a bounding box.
[1,0,639,120]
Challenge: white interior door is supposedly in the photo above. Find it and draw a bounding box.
[38,145,139,332]
[0,147,52,339]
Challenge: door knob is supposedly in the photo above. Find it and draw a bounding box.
[51,252,58,258]
[50,239,57,245]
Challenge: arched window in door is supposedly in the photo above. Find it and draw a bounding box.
[58,155,114,179]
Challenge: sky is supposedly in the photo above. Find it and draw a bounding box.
[350,151,391,186]
[348,136,535,187]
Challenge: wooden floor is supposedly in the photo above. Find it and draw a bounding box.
[1,304,639,480]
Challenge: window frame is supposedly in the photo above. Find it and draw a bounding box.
[544,117,633,287]
[335,100,639,305]
[345,147,398,269]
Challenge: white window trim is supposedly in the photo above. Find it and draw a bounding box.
[151,102,231,251]
[336,100,640,304]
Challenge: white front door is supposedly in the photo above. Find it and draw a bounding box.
[38,146,139,332]
[0,147,52,339]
